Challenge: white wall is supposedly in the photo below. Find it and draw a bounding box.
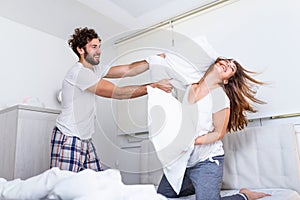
[173,0,300,119]
[0,15,123,181]
[0,16,75,110]
[115,0,300,119]
[0,15,120,177]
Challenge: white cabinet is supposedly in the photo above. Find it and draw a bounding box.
[0,105,60,180]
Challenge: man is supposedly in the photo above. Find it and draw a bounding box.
[50,27,172,172]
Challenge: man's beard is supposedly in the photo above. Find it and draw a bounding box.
[85,52,100,65]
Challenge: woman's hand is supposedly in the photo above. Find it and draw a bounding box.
[194,135,206,145]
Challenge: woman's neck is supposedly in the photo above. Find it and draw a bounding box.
[202,77,221,90]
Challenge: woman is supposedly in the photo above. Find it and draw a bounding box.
[157,57,271,200]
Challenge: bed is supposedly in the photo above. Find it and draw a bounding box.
[1,124,299,199]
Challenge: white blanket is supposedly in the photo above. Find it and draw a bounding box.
[0,167,167,200]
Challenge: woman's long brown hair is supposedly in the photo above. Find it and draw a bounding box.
[200,57,266,132]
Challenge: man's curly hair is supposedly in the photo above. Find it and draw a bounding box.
[68,27,100,58]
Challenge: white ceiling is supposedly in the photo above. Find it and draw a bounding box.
[76,0,217,30]
[0,0,218,41]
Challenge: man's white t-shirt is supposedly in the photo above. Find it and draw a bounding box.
[56,62,108,139]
